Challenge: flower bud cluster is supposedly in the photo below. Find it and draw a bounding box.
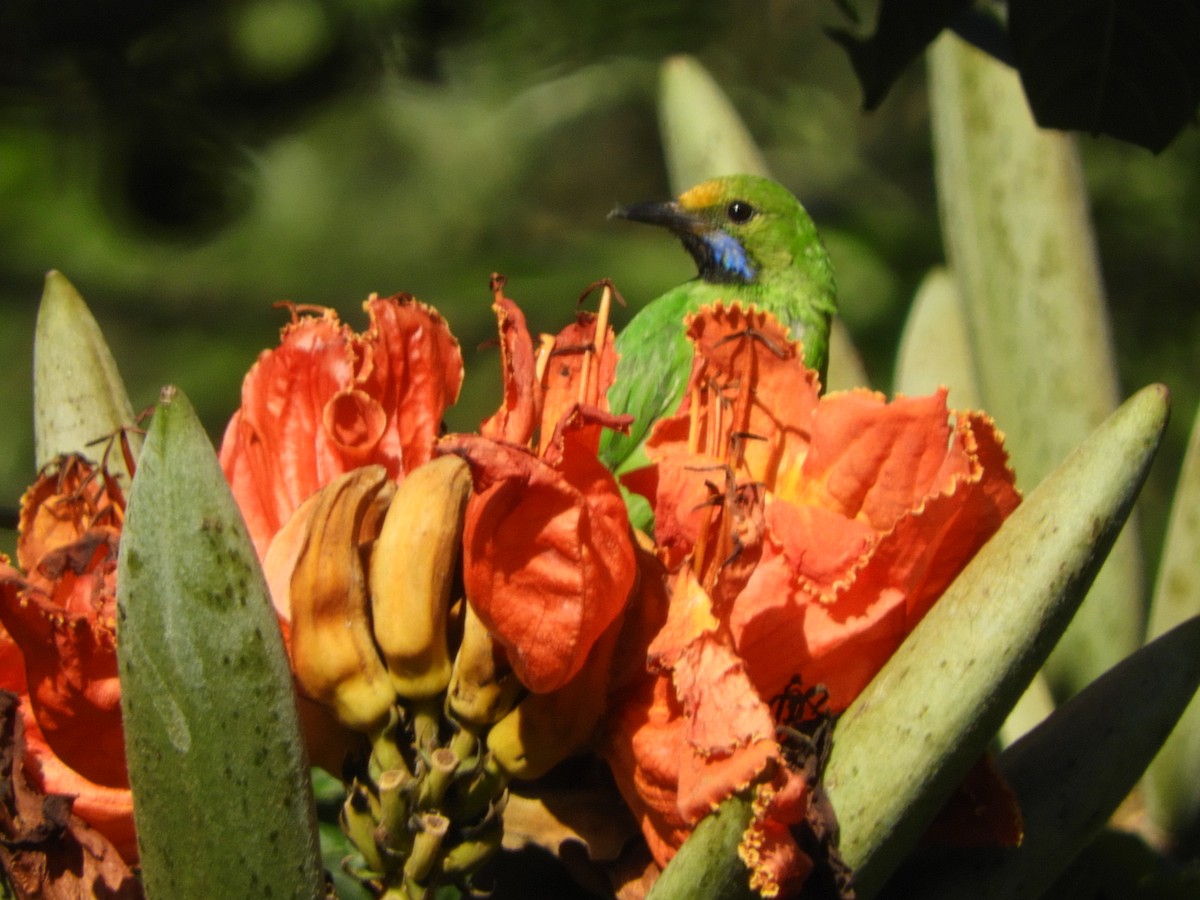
[280,448,608,898]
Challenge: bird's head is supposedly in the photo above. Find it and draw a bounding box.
[609,174,822,286]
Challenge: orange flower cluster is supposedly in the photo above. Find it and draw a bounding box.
[218,294,471,772]
[218,282,644,774]
[214,285,1020,896]
[603,304,1021,895]
[1,278,1022,899]
[215,280,648,894]
[0,455,138,885]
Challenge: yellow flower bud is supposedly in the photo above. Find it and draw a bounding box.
[370,455,472,701]
[289,466,396,733]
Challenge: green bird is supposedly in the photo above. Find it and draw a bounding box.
[599,173,837,476]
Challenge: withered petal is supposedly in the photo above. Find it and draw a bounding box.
[481,292,543,446]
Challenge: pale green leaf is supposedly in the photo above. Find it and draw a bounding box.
[895,268,1057,747]
[33,271,140,482]
[658,54,769,194]
[892,266,980,409]
[928,32,1144,698]
[826,319,871,392]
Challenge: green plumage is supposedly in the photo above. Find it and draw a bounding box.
[600,174,837,475]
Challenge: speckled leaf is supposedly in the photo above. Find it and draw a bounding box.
[825,384,1168,898]
[894,269,1060,748]
[929,32,1144,699]
[1144,401,1200,840]
[33,271,140,482]
[644,795,757,900]
[116,387,322,899]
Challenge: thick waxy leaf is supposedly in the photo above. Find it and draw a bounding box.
[887,616,1200,898]
[1144,402,1200,840]
[929,31,1144,700]
[824,384,1169,898]
[33,271,140,480]
[892,267,979,409]
[117,387,323,899]
[893,268,1059,747]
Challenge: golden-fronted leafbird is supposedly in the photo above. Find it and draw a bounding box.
[599,174,837,475]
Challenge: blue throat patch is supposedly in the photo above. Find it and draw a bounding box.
[703,230,756,283]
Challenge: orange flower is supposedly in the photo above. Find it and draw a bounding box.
[604,304,1021,894]
[219,293,463,770]
[0,455,137,865]
[220,294,463,558]
[440,277,636,694]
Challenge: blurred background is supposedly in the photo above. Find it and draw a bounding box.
[1,0,1197,573]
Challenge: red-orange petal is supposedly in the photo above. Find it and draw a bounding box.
[538,309,620,457]
[0,462,127,789]
[602,674,691,867]
[781,388,964,530]
[731,411,1020,711]
[220,295,463,558]
[443,429,635,694]
[480,287,543,446]
[0,552,126,789]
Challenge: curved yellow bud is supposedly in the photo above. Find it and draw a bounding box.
[485,620,619,780]
[290,466,396,733]
[370,455,472,700]
[447,600,521,727]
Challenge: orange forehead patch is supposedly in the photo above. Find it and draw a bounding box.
[678,179,723,211]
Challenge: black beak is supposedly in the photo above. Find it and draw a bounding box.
[608,199,704,235]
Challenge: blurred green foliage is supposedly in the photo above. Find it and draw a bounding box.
[1,0,1197,583]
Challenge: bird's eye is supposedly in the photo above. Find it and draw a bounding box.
[726,200,756,223]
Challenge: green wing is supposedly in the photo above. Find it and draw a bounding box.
[599,284,702,474]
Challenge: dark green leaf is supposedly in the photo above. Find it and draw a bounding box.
[825,0,974,109]
[827,0,864,26]
[882,616,1200,897]
[1008,0,1200,152]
